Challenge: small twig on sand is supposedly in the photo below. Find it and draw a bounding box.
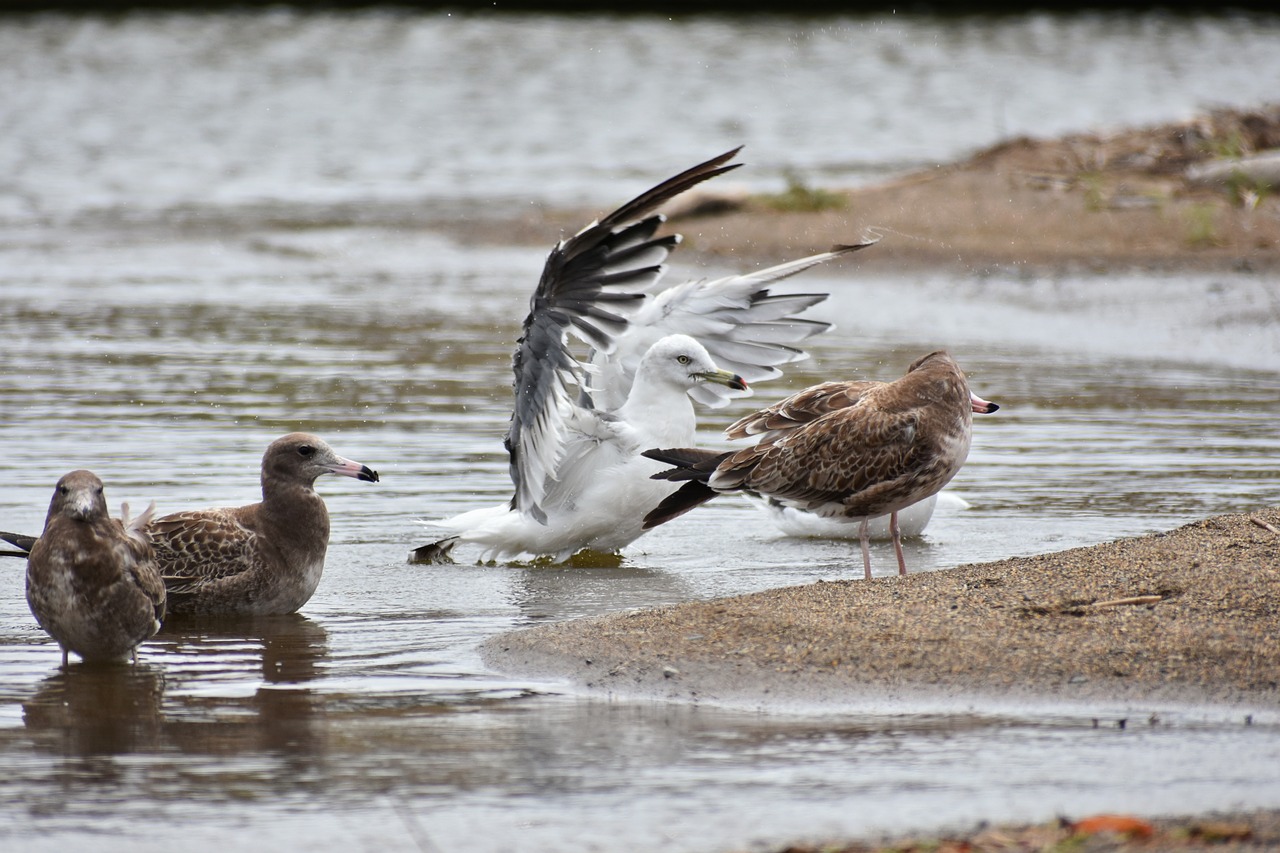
[1250,517,1280,535]
[1089,595,1164,609]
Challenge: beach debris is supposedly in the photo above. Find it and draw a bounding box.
[1249,516,1280,535]
[1088,594,1165,608]
[1067,814,1156,840]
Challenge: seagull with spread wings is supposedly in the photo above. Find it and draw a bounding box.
[412,149,870,564]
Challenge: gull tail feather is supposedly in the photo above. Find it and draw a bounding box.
[641,447,732,529]
[643,447,728,481]
[643,481,722,530]
[0,530,36,555]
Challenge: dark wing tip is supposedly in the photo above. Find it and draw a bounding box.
[0,531,36,554]
[642,481,721,529]
[409,537,458,564]
[830,239,878,253]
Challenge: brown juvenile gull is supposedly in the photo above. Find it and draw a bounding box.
[412,147,873,565]
[25,470,166,667]
[643,351,999,580]
[150,433,379,617]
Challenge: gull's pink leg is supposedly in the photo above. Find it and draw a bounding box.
[859,518,872,580]
[891,511,907,575]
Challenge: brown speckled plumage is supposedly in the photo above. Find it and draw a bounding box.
[645,351,998,579]
[150,433,379,617]
[25,470,166,666]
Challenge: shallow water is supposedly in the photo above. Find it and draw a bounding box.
[2,10,1280,853]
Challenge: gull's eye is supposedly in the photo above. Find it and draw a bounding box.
[298,445,316,458]
[58,485,69,496]
[676,355,691,365]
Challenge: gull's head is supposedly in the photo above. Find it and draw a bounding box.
[263,433,381,490]
[906,350,999,414]
[45,469,109,527]
[640,334,748,393]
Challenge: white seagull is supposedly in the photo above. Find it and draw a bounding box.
[412,148,871,564]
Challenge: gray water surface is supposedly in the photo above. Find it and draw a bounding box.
[2,11,1279,853]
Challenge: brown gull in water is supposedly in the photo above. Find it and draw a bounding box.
[642,351,999,579]
[412,147,873,564]
[150,433,379,616]
[25,470,166,666]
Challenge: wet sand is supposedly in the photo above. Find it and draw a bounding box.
[485,508,1280,850]
[484,507,1280,711]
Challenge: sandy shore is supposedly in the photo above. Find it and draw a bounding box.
[484,508,1280,851]
[484,507,1280,711]
[750,809,1280,853]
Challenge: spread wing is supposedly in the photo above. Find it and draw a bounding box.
[506,148,743,522]
[585,242,876,411]
[147,509,262,603]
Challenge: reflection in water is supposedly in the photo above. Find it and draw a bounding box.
[23,665,167,758]
[155,615,330,758]
[157,613,330,685]
[509,565,697,622]
[19,616,333,761]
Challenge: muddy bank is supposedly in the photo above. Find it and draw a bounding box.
[484,507,1280,710]
[757,808,1280,853]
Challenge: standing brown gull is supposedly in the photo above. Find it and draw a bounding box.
[642,351,999,579]
[25,470,166,666]
[412,148,871,564]
[151,433,379,616]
